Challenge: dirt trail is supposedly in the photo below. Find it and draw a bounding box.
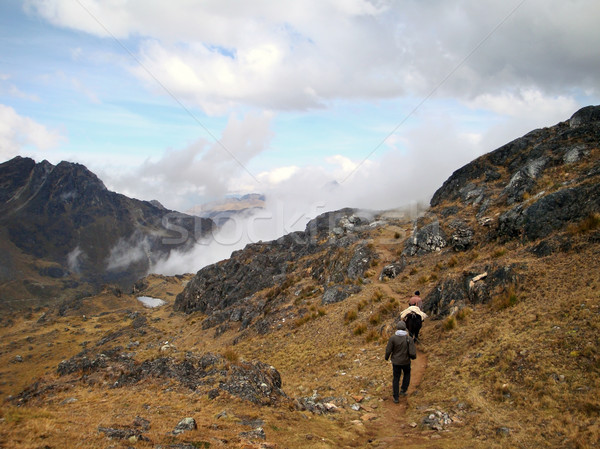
[366,280,431,447]
[367,349,429,447]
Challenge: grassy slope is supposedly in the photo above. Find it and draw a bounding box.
[1,217,599,448]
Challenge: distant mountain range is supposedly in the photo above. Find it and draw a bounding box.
[186,193,266,226]
[0,157,214,305]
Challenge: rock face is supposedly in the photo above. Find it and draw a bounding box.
[0,157,214,295]
[423,264,522,317]
[174,209,376,334]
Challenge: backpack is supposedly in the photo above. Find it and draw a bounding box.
[406,335,417,360]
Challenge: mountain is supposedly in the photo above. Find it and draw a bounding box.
[0,106,599,448]
[0,157,214,305]
[174,105,600,330]
[186,193,266,226]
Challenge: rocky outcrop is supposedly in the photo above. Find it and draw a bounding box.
[448,219,474,251]
[496,185,600,242]
[431,106,600,209]
[322,285,361,305]
[175,210,376,333]
[428,105,600,246]
[403,220,447,256]
[18,350,286,407]
[379,260,406,280]
[423,264,523,317]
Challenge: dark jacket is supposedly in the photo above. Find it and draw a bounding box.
[385,331,416,365]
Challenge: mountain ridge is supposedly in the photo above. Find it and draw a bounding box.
[0,156,215,305]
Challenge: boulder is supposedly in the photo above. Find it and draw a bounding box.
[403,221,447,256]
[322,285,361,305]
[448,220,474,252]
[172,417,197,435]
[379,261,406,281]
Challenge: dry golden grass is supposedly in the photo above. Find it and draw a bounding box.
[1,222,599,448]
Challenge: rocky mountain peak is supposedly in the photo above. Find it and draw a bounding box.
[0,157,214,302]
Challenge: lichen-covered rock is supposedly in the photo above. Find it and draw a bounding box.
[379,260,406,280]
[501,156,549,205]
[172,417,197,435]
[403,221,447,256]
[448,220,474,252]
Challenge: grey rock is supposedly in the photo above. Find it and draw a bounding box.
[448,220,474,252]
[403,221,447,256]
[422,410,452,431]
[424,264,522,317]
[98,426,149,441]
[502,156,549,205]
[379,261,405,281]
[347,244,375,280]
[496,426,511,437]
[322,285,361,305]
[563,145,588,164]
[239,427,266,440]
[172,417,197,435]
[460,183,486,205]
[569,105,600,127]
[497,185,600,242]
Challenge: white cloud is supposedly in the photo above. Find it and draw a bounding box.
[469,89,578,121]
[100,111,273,210]
[24,0,600,113]
[0,104,65,160]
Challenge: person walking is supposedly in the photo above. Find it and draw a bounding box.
[385,321,417,402]
[408,290,423,309]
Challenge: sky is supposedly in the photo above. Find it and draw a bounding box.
[1,0,600,272]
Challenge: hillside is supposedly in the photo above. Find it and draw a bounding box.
[0,106,599,448]
[0,157,214,307]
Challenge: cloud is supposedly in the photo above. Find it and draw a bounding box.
[101,111,273,210]
[24,0,600,113]
[469,88,578,121]
[0,104,65,160]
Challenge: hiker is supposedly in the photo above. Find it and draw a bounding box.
[385,321,417,403]
[408,290,423,309]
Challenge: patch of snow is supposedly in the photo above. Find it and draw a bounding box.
[137,296,166,308]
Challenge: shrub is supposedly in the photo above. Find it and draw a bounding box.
[369,313,381,326]
[357,299,368,311]
[365,330,379,343]
[222,348,240,363]
[317,308,326,317]
[372,289,384,302]
[353,323,367,335]
[378,299,397,316]
[569,212,600,234]
[493,286,519,310]
[456,307,473,321]
[443,315,457,331]
[447,256,458,267]
[344,310,358,323]
[409,267,418,275]
[492,248,507,258]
